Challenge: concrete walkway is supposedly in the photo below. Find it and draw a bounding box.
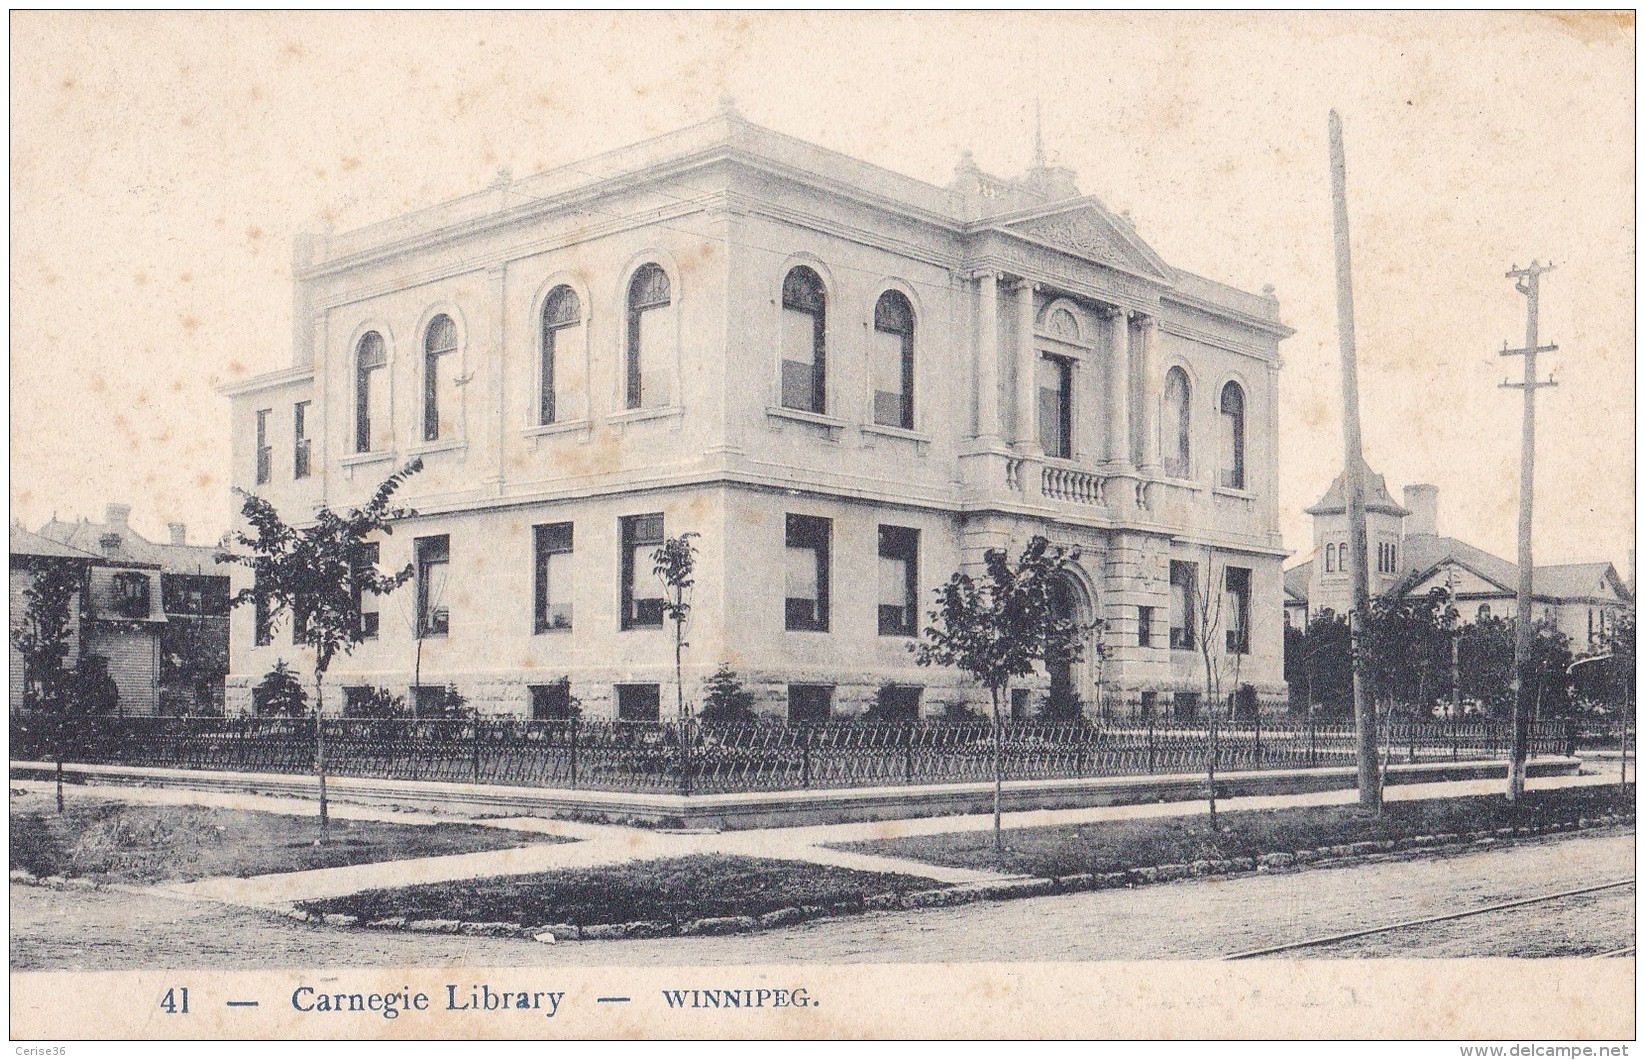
[14,760,1624,911]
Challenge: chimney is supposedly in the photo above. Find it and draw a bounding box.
[1403,484,1439,537]
[105,503,131,531]
[168,522,187,546]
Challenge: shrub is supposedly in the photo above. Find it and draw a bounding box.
[700,664,756,723]
[71,654,120,715]
[345,686,407,719]
[252,660,308,717]
[863,683,921,723]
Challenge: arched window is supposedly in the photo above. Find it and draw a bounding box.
[1477,603,1493,621]
[1162,367,1191,477]
[1047,306,1079,339]
[780,266,827,414]
[422,314,458,442]
[1219,381,1246,489]
[872,290,915,429]
[1325,543,1336,573]
[540,286,582,425]
[625,264,673,410]
[354,331,387,454]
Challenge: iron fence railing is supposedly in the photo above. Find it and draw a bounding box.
[9,713,1579,796]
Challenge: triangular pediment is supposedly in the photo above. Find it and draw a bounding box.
[996,200,1176,285]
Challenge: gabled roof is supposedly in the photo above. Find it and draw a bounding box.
[1533,562,1633,603]
[1305,463,1411,518]
[10,525,100,562]
[1284,560,1313,603]
[988,197,1177,286]
[36,517,226,576]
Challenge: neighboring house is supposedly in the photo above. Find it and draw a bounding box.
[9,523,164,715]
[35,505,232,714]
[1283,470,1632,652]
[221,108,1294,722]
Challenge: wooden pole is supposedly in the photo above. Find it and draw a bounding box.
[1329,110,1382,812]
[1500,261,1557,801]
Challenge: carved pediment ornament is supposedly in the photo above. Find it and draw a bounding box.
[1019,213,1135,265]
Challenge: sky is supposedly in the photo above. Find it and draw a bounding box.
[10,11,1635,574]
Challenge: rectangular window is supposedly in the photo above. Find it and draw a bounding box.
[1037,354,1073,459]
[1138,606,1155,648]
[780,311,825,414]
[787,684,833,723]
[1139,690,1158,723]
[1010,688,1033,721]
[784,514,831,632]
[533,522,574,632]
[1169,560,1197,650]
[255,408,272,485]
[353,542,380,639]
[629,306,675,410]
[875,685,922,721]
[620,514,665,630]
[342,686,377,718]
[530,681,576,720]
[413,685,452,718]
[415,535,450,637]
[616,683,661,722]
[291,591,313,645]
[871,317,914,429]
[1225,566,1252,654]
[293,401,311,479]
[1172,691,1200,721]
[877,525,919,636]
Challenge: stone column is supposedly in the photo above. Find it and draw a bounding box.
[488,263,508,496]
[1108,308,1133,471]
[1137,313,1161,475]
[976,272,1001,443]
[1014,281,1040,453]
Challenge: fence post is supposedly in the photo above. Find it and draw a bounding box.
[1254,710,1262,768]
[1308,713,1317,768]
[904,725,914,784]
[1452,710,1459,762]
[1408,718,1417,764]
[1147,714,1156,774]
[569,715,579,790]
[802,726,812,789]
[471,717,481,785]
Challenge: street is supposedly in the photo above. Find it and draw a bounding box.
[11,827,1632,970]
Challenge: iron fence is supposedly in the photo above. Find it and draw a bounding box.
[9,712,1577,795]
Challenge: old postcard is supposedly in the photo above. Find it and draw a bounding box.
[8,10,1636,1043]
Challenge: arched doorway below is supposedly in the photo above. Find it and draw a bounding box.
[1044,573,1092,721]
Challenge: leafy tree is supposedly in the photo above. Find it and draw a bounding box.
[10,558,86,811]
[253,660,310,717]
[71,655,120,716]
[1362,588,1453,715]
[653,532,700,723]
[1286,611,1354,716]
[218,459,422,836]
[699,664,757,724]
[915,535,1091,856]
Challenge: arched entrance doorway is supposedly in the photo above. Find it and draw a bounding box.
[1045,572,1094,721]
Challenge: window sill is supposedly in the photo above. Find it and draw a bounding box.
[859,422,931,455]
[408,438,467,458]
[533,626,574,636]
[523,419,592,444]
[1213,485,1255,500]
[765,406,845,440]
[339,450,395,469]
[608,405,684,429]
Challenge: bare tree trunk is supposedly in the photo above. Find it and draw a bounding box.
[314,667,329,841]
[992,686,1004,860]
[55,754,64,815]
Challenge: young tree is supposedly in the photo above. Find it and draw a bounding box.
[71,655,120,717]
[653,532,700,723]
[914,536,1090,857]
[218,459,422,837]
[253,660,310,717]
[699,663,757,724]
[11,558,86,812]
[1189,550,1228,829]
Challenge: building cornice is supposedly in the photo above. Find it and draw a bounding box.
[215,364,315,398]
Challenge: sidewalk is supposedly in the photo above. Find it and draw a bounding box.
[14,760,1624,910]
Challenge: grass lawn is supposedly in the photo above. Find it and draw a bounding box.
[831,785,1635,878]
[9,789,568,884]
[297,854,933,927]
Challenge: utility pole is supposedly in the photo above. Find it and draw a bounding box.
[1499,261,1558,802]
[1328,110,1381,812]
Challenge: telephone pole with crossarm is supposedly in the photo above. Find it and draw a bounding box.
[1499,260,1558,802]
